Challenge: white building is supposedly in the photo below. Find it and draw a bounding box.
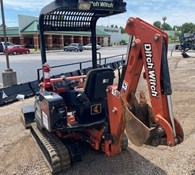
[97,26,122,46]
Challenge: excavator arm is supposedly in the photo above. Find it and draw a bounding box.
[107,17,184,155]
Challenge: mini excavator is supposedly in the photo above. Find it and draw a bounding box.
[21,0,184,174]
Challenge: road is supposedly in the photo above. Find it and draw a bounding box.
[0,46,127,84]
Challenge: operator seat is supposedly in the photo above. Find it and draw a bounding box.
[64,68,115,124]
[83,67,114,101]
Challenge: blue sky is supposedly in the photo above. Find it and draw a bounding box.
[2,0,195,27]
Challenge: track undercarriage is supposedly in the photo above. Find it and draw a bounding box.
[30,123,71,174]
[22,121,129,174]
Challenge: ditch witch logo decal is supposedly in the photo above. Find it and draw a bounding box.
[90,1,114,9]
[144,43,158,98]
[91,104,102,115]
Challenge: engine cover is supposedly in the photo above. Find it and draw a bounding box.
[36,91,67,132]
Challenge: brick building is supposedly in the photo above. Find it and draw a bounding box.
[0,15,113,50]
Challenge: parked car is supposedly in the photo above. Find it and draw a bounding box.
[83,43,101,50]
[5,45,30,55]
[64,43,83,52]
[0,42,14,52]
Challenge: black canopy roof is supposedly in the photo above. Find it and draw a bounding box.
[39,0,127,67]
[39,0,126,31]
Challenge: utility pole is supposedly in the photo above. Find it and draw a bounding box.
[0,0,17,87]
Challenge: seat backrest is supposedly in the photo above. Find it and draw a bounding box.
[84,68,114,101]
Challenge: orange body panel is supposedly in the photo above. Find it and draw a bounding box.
[85,129,104,150]
[106,85,125,156]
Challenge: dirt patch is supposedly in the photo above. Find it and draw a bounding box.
[0,55,195,175]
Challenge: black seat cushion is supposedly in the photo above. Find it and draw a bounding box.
[84,68,114,101]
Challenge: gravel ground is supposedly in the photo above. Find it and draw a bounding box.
[0,53,194,175]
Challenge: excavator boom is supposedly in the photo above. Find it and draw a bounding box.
[107,18,184,152]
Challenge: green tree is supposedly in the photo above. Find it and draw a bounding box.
[120,26,125,33]
[173,25,181,31]
[153,21,161,29]
[172,31,181,42]
[162,23,172,30]
[180,23,195,33]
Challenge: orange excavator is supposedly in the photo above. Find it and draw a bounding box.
[21,0,184,174]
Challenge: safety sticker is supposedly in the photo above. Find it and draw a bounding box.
[2,90,8,99]
[111,89,120,98]
[91,104,102,115]
[121,81,128,93]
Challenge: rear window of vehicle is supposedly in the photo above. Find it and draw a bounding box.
[70,43,77,46]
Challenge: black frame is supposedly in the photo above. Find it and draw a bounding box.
[39,0,126,68]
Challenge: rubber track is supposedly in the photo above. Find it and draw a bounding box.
[30,123,71,174]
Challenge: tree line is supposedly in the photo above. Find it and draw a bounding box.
[110,22,195,34]
[153,21,195,34]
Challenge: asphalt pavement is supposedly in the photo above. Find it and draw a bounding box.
[0,46,127,85]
